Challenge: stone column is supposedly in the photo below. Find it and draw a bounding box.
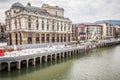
[40,56,42,64]
[12,32,16,45]
[54,54,57,60]
[45,56,47,62]
[59,34,61,42]
[63,34,64,42]
[55,34,57,42]
[32,58,36,66]
[62,53,64,58]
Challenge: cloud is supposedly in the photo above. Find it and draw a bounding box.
[0,0,12,3]
[0,0,120,23]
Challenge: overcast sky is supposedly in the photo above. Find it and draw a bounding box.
[0,0,120,23]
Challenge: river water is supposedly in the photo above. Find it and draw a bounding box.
[0,45,120,80]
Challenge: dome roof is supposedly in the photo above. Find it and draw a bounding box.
[11,2,24,8]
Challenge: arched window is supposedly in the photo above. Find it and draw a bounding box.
[46,34,49,43]
[20,33,22,45]
[52,34,55,42]
[15,33,18,45]
[68,34,70,42]
[28,34,32,44]
[61,34,63,42]
[9,34,12,45]
[64,34,66,42]
[36,34,39,43]
[57,34,59,42]
[41,34,45,43]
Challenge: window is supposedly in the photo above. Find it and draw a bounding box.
[9,34,12,45]
[14,10,16,13]
[56,12,57,16]
[47,21,49,30]
[28,16,31,30]
[52,34,55,42]
[28,34,32,44]
[57,34,59,42]
[64,34,66,42]
[42,20,44,30]
[36,34,39,43]
[57,23,59,31]
[36,24,39,30]
[19,33,22,45]
[28,16,31,22]
[15,33,18,45]
[52,20,54,31]
[36,18,39,30]
[64,24,66,31]
[46,34,49,43]
[28,23,31,30]
[61,34,63,42]
[41,34,45,43]
[68,34,70,41]
[61,23,63,31]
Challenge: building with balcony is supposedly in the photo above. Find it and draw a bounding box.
[97,22,114,39]
[72,23,103,42]
[85,24,103,40]
[5,2,72,45]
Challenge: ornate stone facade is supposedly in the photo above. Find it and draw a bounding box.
[5,2,72,45]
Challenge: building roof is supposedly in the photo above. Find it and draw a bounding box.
[42,3,64,11]
[75,23,102,27]
[10,2,70,20]
[11,2,24,8]
[25,6,50,16]
[95,20,120,25]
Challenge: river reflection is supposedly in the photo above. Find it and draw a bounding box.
[0,45,120,80]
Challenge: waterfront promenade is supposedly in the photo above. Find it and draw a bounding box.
[0,39,120,71]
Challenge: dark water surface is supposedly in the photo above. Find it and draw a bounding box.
[0,45,120,80]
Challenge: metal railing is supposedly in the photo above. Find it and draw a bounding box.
[3,42,71,50]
